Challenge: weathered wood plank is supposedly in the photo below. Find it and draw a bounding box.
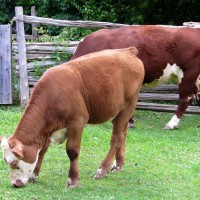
[14,15,129,28]
[31,6,38,39]
[136,102,200,114]
[139,93,179,101]
[13,44,77,53]
[12,34,33,40]
[25,41,79,47]
[28,76,40,86]
[15,6,29,106]
[0,25,13,104]
[25,45,76,53]
[141,84,178,93]
[27,60,64,70]
[15,60,56,71]
[13,14,188,29]
[13,53,53,60]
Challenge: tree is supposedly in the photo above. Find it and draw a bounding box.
[1,0,200,32]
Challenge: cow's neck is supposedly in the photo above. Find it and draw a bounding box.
[13,103,51,148]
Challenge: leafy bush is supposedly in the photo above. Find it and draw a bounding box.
[1,0,200,31]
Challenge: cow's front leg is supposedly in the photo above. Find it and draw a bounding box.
[30,141,51,183]
[111,124,128,172]
[66,119,86,188]
[164,114,180,130]
[164,74,197,130]
[164,97,192,130]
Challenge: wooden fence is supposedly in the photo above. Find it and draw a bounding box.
[0,25,12,104]
[12,6,200,114]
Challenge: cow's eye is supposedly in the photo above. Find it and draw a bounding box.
[10,160,19,169]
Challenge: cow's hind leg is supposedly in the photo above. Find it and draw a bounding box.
[94,104,135,179]
[66,118,87,188]
[111,124,128,173]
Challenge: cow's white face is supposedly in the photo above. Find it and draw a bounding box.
[0,137,40,187]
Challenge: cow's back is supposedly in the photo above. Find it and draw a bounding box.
[70,48,144,123]
[41,47,144,124]
[71,25,200,83]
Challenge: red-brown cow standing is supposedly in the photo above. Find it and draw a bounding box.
[0,47,144,188]
[71,25,200,130]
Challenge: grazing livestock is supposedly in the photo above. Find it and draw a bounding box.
[71,25,200,130]
[0,47,144,188]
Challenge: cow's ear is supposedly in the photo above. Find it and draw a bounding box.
[0,137,2,143]
[8,139,24,159]
[11,146,24,159]
[129,47,138,55]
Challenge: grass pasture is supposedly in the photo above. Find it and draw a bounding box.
[0,106,199,200]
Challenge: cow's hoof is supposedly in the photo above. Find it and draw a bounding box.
[111,166,122,172]
[94,169,107,179]
[128,122,135,128]
[66,178,78,188]
[163,125,178,130]
[163,125,173,130]
[111,160,122,172]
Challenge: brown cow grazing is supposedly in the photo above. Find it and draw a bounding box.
[71,25,200,130]
[0,47,144,188]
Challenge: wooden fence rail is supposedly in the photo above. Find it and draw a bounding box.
[12,6,200,114]
[138,85,199,114]
[14,15,128,29]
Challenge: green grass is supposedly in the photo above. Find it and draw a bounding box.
[0,106,199,200]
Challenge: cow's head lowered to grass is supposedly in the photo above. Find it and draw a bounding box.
[0,137,40,187]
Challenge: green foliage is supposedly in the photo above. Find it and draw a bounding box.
[58,27,95,41]
[12,67,20,104]
[1,0,200,27]
[51,47,72,62]
[0,107,199,199]
[133,0,200,25]
[28,33,73,77]
[0,0,36,24]
[30,62,49,77]
[1,0,200,36]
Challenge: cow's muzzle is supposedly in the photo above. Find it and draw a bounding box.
[13,180,25,188]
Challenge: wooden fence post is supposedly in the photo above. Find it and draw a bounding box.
[15,6,29,106]
[31,6,38,39]
[0,25,13,104]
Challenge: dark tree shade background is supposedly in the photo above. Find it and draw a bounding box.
[0,0,200,35]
